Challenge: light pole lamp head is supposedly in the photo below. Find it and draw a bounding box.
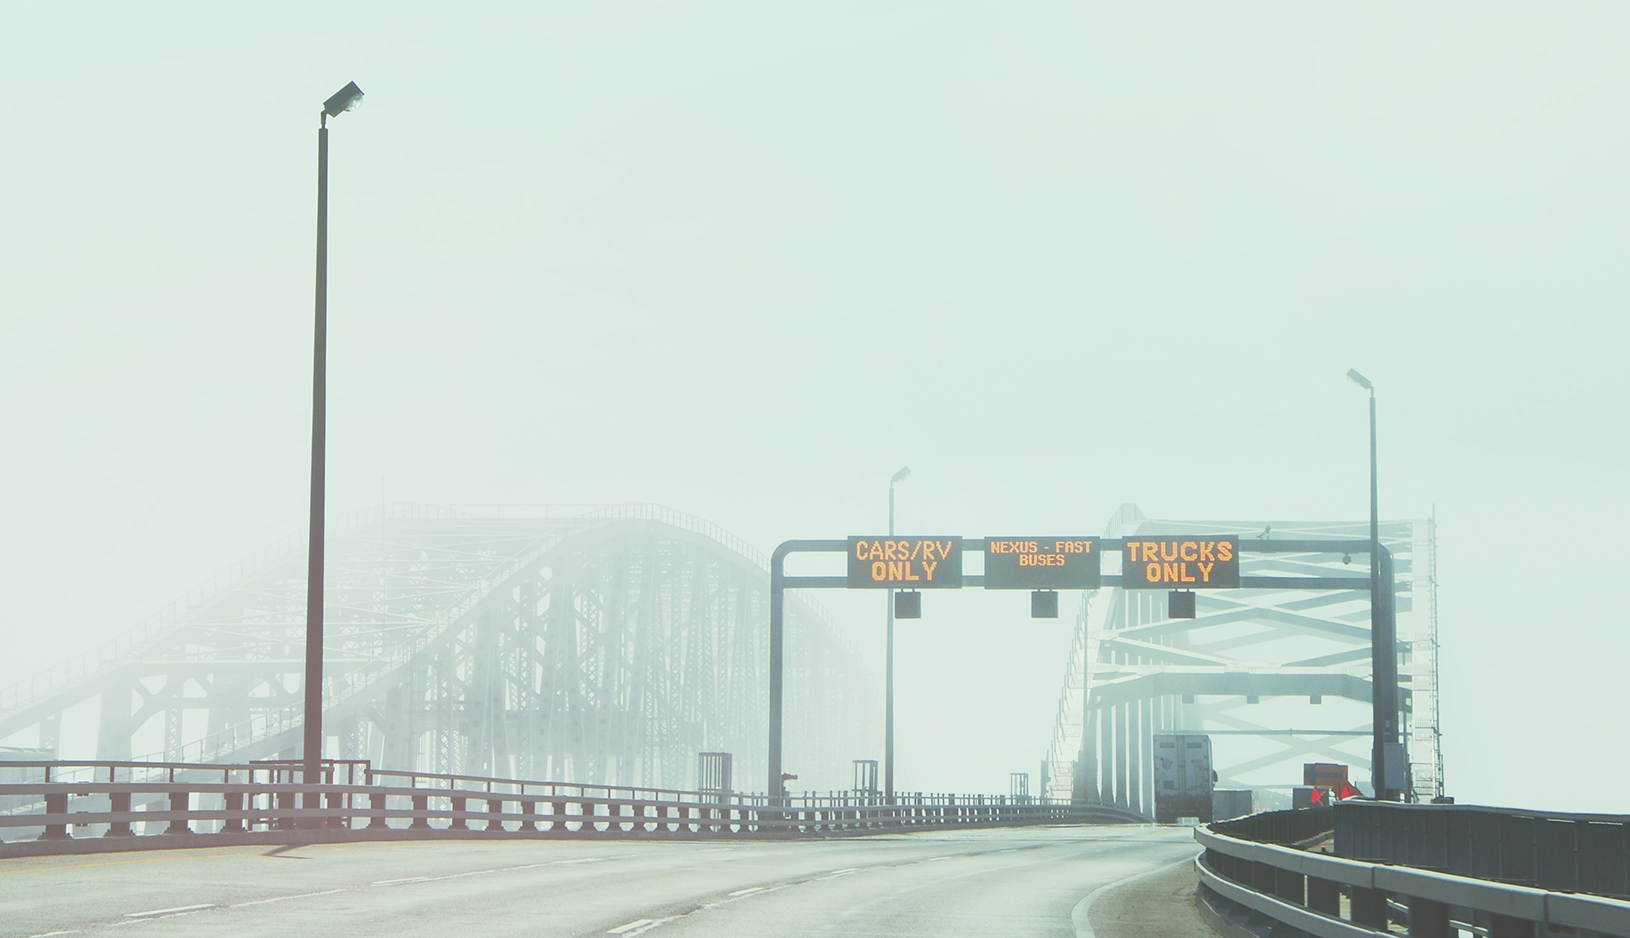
[1346,368,1373,392]
[323,82,365,118]
[891,466,912,484]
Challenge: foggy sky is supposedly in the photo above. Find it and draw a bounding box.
[2,2,1626,809]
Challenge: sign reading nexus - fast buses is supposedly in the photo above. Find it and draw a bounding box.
[1121,537,1239,588]
[846,537,963,588]
[983,538,1100,589]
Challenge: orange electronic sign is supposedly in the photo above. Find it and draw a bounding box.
[1121,537,1239,588]
[983,538,1100,589]
[846,537,963,588]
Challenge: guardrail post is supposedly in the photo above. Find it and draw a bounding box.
[367,790,390,830]
[165,790,191,835]
[326,788,346,829]
[1250,861,1276,895]
[1405,896,1449,937]
[275,787,297,830]
[453,796,471,831]
[41,793,70,841]
[410,794,430,829]
[106,792,133,837]
[1274,869,1305,905]
[525,799,542,832]
[1306,876,1339,915]
[1486,915,1534,938]
[1350,887,1387,928]
[221,791,246,833]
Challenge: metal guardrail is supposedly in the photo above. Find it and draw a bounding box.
[0,760,1147,858]
[1336,800,1630,896]
[1212,804,1333,846]
[1195,805,1630,938]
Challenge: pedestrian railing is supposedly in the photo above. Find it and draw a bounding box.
[1195,803,1630,938]
[0,759,1147,858]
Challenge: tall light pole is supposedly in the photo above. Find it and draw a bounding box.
[885,465,910,802]
[1347,368,1390,800]
[304,81,364,808]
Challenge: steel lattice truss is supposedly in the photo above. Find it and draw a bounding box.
[1042,505,1442,815]
[0,505,875,792]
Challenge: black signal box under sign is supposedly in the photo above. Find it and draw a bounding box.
[983,538,1100,589]
[1168,590,1196,619]
[1031,590,1059,618]
[895,591,922,618]
[847,537,963,588]
[1121,537,1240,589]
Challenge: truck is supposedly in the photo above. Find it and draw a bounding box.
[1152,733,1214,823]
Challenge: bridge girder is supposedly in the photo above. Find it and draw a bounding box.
[1043,507,1443,814]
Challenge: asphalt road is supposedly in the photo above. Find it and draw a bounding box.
[0,826,1201,938]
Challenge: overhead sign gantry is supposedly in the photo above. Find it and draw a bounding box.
[766,534,1393,803]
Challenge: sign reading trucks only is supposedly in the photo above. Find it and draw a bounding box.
[846,537,964,588]
[1120,536,1240,588]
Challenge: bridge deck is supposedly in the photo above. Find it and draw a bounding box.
[0,826,1198,937]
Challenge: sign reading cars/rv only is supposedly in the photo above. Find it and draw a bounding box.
[983,538,1101,589]
[846,537,964,588]
[1121,537,1240,588]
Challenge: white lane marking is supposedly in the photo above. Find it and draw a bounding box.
[726,886,764,897]
[828,867,861,874]
[924,855,952,862]
[24,931,79,937]
[607,920,654,935]
[1069,853,1199,938]
[230,888,345,908]
[370,876,431,886]
[618,918,678,937]
[124,904,213,918]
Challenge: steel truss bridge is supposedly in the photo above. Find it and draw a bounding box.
[1042,505,1442,813]
[0,505,876,793]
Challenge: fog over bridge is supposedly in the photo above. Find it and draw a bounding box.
[0,505,875,793]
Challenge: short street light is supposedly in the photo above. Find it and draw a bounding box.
[885,465,910,802]
[304,81,364,816]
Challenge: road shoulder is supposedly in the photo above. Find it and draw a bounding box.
[1082,855,1222,938]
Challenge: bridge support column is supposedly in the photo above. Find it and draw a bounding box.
[1114,705,1129,809]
